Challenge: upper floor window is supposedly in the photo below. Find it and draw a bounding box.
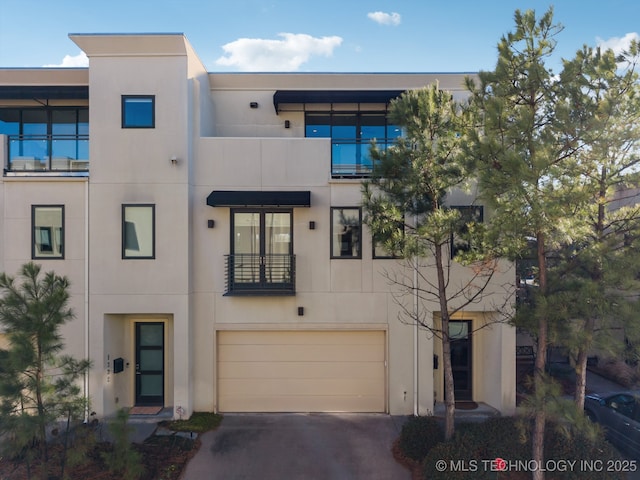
[122,96,155,128]
[122,204,155,259]
[32,205,64,259]
[331,207,362,259]
[306,112,402,177]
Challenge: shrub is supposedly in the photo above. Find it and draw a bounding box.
[421,416,623,480]
[398,415,444,461]
[101,409,144,480]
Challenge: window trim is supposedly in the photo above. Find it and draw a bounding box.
[32,204,64,260]
[122,204,156,259]
[330,207,362,259]
[121,95,155,129]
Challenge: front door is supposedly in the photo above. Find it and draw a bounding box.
[449,320,472,401]
[135,322,164,406]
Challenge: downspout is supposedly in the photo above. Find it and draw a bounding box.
[413,254,419,416]
[83,178,90,422]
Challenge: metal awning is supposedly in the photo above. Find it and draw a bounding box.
[273,90,405,113]
[0,86,89,100]
[206,190,311,207]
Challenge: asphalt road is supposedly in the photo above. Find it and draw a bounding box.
[181,413,410,480]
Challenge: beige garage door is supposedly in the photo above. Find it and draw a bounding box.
[217,330,385,412]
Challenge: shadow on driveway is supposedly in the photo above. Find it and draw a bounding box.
[181,413,411,480]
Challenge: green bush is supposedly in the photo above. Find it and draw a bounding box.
[421,416,623,480]
[398,415,444,461]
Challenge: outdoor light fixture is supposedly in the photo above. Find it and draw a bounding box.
[170,155,178,165]
[250,102,258,108]
[284,120,291,128]
[309,221,316,230]
[297,307,304,316]
[207,219,215,228]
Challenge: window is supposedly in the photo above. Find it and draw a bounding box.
[122,204,155,259]
[331,208,362,259]
[32,205,64,259]
[306,111,403,177]
[122,96,155,128]
[373,219,404,259]
[450,206,484,259]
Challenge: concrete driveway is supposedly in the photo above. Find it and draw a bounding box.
[181,413,411,480]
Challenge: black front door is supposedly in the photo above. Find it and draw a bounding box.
[135,322,164,406]
[449,320,472,401]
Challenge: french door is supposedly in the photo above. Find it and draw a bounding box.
[231,209,293,289]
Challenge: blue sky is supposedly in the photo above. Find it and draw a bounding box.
[1,0,638,73]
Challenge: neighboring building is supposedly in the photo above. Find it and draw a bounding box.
[0,33,516,418]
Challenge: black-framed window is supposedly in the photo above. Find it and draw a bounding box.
[122,95,155,128]
[373,219,404,259]
[32,205,64,259]
[450,206,484,259]
[122,204,155,259]
[331,207,362,259]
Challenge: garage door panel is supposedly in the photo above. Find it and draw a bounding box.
[219,377,383,396]
[218,344,383,362]
[219,394,384,413]
[219,330,382,346]
[217,331,385,412]
[219,361,383,380]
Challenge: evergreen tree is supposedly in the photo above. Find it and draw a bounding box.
[362,84,501,440]
[0,262,91,480]
[553,40,640,410]
[465,8,582,479]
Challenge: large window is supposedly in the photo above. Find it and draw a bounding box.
[306,112,402,177]
[0,108,89,169]
[331,207,362,259]
[122,204,155,259]
[122,96,155,128]
[32,205,64,259]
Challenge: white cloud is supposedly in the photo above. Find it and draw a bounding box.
[367,11,401,26]
[215,33,342,71]
[43,51,88,68]
[596,32,639,56]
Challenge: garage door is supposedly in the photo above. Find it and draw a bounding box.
[217,330,385,412]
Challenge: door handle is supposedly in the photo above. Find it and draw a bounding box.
[135,363,141,375]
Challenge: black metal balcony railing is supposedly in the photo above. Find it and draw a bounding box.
[224,253,296,295]
[330,138,397,178]
[6,135,89,172]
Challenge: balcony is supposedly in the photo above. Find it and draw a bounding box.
[331,138,395,178]
[4,135,89,174]
[224,253,296,296]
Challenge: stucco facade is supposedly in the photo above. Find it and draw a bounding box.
[0,33,515,418]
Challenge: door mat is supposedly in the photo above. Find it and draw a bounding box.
[129,406,163,415]
[455,401,479,410]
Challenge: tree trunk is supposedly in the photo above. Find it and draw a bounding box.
[532,232,548,480]
[575,346,589,411]
[435,243,456,440]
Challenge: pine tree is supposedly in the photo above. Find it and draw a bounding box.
[0,262,91,480]
[465,8,583,479]
[362,84,502,440]
[553,40,640,410]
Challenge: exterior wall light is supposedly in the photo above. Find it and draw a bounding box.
[170,156,178,165]
[297,307,304,316]
[250,102,258,108]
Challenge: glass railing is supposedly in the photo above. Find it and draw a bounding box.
[330,138,396,178]
[6,135,89,172]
